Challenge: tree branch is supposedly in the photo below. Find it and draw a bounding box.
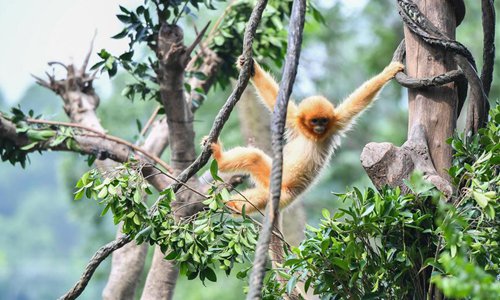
[246,0,306,299]
[480,0,495,98]
[25,118,174,173]
[58,235,132,300]
[169,0,270,194]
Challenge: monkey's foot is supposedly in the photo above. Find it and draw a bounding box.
[226,200,242,212]
[226,200,257,214]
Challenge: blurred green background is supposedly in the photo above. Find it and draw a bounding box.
[0,0,498,299]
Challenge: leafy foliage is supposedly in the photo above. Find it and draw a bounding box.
[75,164,152,234]
[0,107,80,168]
[153,185,259,283]
[91,0,323,103]
[263,182,439,299]
[75,161,259,284]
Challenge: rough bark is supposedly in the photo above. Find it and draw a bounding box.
[361,124,452,196]
[140,23,202,300]
[405,0,457,179]
[362,0,458,195]
[247,0,306,298]
[104,39,224,300]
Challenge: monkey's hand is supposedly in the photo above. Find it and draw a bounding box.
[382,62,405,79]
[237,55,256,77]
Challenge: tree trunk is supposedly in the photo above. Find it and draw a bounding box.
[361,0,457,196]
[405,0,458,179]
[361,1,460,299]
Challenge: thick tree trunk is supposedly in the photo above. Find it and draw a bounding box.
[405,0,458,179]
[361,0,457,196]
[140,23,201,300]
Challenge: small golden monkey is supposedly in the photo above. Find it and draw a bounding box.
[211,58,404,213]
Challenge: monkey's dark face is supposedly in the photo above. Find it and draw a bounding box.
[309,117,329,134]
[296,96,337,140]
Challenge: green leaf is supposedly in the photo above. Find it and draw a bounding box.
[133,214,141,225]
[119,51,134,61]
[20,142,38,150]
[74,188,85,200]
[331,257,349,271]
[165,251,178,260]
[112,29,129,39]
[133,190,142,203]
[286,275,298,295]
[97,187,108,199]
[361,204,375,217]
[472,191,489,208]
[210,160,223,181]
[116,14,131,23]
[203,267,217,282]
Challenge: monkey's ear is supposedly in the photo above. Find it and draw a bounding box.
[236,55,255,77]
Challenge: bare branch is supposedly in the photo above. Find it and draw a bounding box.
[48,61,69,71]
[139,106,162,137]
[25,118,174,174]
[81,30,97,74]
[58,235,132,300]
[185,21,211,57]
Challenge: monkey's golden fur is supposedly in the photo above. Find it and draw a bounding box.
[211,59,404,214]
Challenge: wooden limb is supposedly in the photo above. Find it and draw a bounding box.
[480,0,495,98]
[0,115,130,162]
[58,235,132,300]
[185,21,211,57]
[361,124,452,197]
[247,0,306,299]
[25,118,173,173]
[81,30,97,76]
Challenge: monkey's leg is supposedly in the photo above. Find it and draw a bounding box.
[336,62,405,126]
[227,187,296,214]
[211,143,272,187]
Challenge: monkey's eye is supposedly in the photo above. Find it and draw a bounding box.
[310,118,328,126]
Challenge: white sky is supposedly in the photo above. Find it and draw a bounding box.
[0,0,366,104]
[0,0,135,104]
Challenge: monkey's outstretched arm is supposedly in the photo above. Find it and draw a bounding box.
[239,58,298,126]
[336,62,404,129]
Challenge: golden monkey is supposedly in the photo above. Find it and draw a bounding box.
[210,58,404,213]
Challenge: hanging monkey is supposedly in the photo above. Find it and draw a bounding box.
[210,58,404,213]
